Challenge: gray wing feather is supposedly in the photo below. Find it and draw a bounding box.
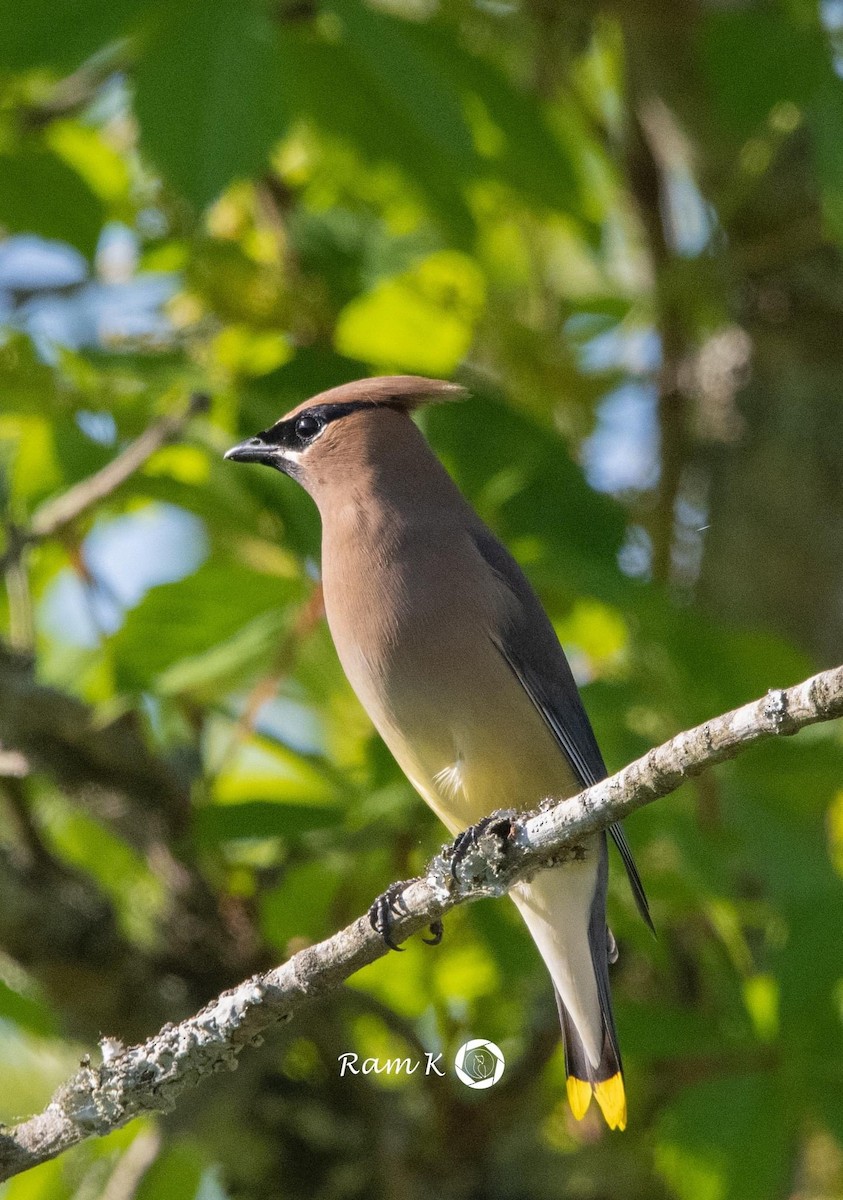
[472,527,654,932]
[589,833,622,1065]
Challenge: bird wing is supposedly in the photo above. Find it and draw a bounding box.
[471,527,654,932]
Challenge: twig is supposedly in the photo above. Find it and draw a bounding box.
[213,583,325,776]
[625,102,691,588]
[0,393,210,572]
[29,393,210,542]
[19,41,132,132]
[0,776,54,871]
[98,1125,162,1200]
[0,663,840,1182]
[4,556,34,651]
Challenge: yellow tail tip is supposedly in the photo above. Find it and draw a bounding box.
[566,1075,593,1120]
[593,1073,627,1131]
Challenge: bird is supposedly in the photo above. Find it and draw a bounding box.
[225,375,652,1130]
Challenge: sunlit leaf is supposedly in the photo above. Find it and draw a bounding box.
[334,250,485,373]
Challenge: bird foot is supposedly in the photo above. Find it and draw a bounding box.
[449,809,518,884]
[368,880,443,951]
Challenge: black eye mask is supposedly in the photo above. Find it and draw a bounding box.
[259,399,405,450]
[225,398,406,470]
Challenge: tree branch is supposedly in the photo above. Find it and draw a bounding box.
[1,663,841,1181]
[0,393,210,572]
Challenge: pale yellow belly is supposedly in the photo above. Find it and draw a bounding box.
[366,641,581,835]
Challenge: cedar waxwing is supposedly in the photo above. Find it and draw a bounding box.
[226,376,652,1130]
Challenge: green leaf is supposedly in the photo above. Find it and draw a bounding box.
[134,0,286,210]
[0,335,68,417]
[334,250,485,374]
[0,0,142,73]
[136,1140,205,1200]
[47,807,166,944]
[260,860,339,948]
[427,391,627,576]
[195,800,342,846]
[328,0,475,168]
[110,558,297,691]
[0,150,103,258]
[275,25,476,246]
[412,21,585,219]
[0,980,59,1038]
[808,78,843,248]
[155,609,287,700]
[701,10,829,137]
[655,1075,790,1200]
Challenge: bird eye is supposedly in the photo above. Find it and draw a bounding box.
[295,413,322,442]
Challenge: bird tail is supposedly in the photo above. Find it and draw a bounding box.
[555,987,626,1130]
[510,837,627,1132]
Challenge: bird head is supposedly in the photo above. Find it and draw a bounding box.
[224,375,467,489]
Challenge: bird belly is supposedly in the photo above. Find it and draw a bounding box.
[370,641,581,831]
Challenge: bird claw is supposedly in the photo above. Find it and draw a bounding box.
[421,919,444,946]
[368,880,408,951]
[449,809,518,882]
[368,881,444,951]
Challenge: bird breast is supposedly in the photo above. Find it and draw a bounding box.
[320,507,580,829]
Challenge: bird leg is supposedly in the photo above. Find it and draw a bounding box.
[368,809,518,951]
[449,809,518,884]
[368,880,443,951]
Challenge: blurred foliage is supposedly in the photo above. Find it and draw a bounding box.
[0,0,842,1198]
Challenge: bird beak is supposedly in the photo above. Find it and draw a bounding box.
[224,435,274,466]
